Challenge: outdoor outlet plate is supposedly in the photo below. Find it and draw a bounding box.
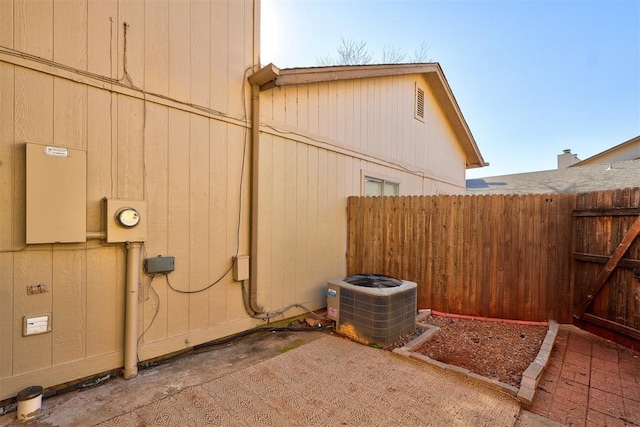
[27,283,49,295]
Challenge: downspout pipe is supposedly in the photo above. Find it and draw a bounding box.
[247,63,281,316]
[248,80,265,315]
[124,241,142,379]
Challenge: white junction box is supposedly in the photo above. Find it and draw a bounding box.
[23,314,51,336]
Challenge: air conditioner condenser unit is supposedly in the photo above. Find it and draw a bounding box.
[327,275,417,346]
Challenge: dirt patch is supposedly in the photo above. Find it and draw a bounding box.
[412,316,547,386]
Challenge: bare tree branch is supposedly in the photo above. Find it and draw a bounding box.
[410,41,431,63]
[381,46,406,64]
[317,38,432,65]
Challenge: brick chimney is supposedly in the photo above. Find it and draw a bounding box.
[557,149,580,169]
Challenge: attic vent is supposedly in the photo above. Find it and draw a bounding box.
[415,85,425,122]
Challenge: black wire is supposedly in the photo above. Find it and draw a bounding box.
[163,268,233,294]
[156,67,252,294]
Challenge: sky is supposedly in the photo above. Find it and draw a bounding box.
[260,0,640,179]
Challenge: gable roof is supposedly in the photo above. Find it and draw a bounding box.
[573,135,640,166]
[249,63,487,169]
[466,158,640,195]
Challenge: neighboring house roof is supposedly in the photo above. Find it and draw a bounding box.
[466,158,640,194]
[249,63,487,169]
[573,134,640,166]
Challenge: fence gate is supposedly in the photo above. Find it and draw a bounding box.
[572,207,640,343]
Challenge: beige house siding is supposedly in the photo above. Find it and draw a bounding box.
[1,2,480,403]
[260,74,467,192]
[575,135,640,167]
[253,73,469,311]
[0,0,258,401]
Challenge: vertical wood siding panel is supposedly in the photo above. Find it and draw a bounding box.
[326,151,341,275]
[0,64,13,377]
[167,109,190,336]
[344,80,355,150]
[52,249,86,365]
[317,83,328,139]
[0,0,13,48]
[144,0,169,95]
[261,91,274,121]
[0,64,14,250]
[269,137,286,309]
[335,154,347,274]
[307,83,319,135]
[207,121,229,324]
[271,90,285,124]
[377,79,388,158]
[227,0,245,116]
[86,88,113,226]
[116,95,143,199]
[53,79,87,149]
[303,146,319,303]
[295,143,309,299]
[119,0,144,89]
[336,82,347,144]
[296,85,309,131]
[256,134,273,308]
[366,79,376,155]
[0,254,13,377]
[141,103,169,342]
[284,139,298,302]
[313,149,328,300]
[15,0,53,60]
[168,0,190,101]
[53,0,88,70]
[210,0,229,113]
[190,0,210,107]
[284,86,297,128]
[224,125,247,319]
[87,0,118,78]
[86,246,121,357]
[188,115,210,330]
[15,69,53,144]
[13,251,53,374]
[86,86,120,357]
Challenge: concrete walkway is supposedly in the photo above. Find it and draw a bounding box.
[529,325,640,426]
[1,330,524,426]
[5,324,635,426]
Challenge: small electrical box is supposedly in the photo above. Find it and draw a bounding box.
[145,256,175,275]
[233,255,250,281]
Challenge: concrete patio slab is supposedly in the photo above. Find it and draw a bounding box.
[1,331,523,426]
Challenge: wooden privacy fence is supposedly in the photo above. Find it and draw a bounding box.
[346,188,640,326]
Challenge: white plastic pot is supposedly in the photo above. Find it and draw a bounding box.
[16,385,43,421]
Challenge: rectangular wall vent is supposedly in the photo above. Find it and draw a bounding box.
[415,85,425,122]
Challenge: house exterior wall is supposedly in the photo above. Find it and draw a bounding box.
[576,136,640,166]
[0,0,259,401]
[260,74,468,192]
[254,74,468,311]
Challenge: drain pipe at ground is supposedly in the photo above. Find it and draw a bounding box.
[124,241,142,379]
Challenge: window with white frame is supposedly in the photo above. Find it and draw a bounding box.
[364,176,400,196]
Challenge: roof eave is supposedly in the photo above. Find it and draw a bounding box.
[250,63,487,170]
